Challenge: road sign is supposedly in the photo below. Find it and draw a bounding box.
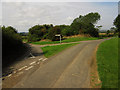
[55,34,61,36]
[55,34,61,43]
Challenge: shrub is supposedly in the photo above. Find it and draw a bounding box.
[48,26,62,41]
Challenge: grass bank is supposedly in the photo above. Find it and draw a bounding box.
[97,37,118,88]
[31,37,100,45]
[41,43,79,58]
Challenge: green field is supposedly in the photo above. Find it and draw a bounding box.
[31,37,100,45]
[97,37,118,88]
[32,40,60,45]
[41,43,79,58]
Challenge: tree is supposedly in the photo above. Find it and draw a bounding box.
[114,14,120,37]
[106,30,110,35]
[70,18,83,35]
[81,12,100,24]
[96,25,102,30]
[28,24,53,42]
[70,12,100,37]
[48,26,62,41]
[2,26,22,46]
[61,26,72,36]
[110,27,117,35]
[2,26,24,68]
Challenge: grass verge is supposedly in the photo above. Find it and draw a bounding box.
[31,37,100,45]
[96,37,118,88]
[41,43,79,58]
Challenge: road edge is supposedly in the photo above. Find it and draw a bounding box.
[90,42,102,88]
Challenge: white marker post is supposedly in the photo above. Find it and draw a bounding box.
[55,34,61,43]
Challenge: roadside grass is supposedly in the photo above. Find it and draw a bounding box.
[97,37,118,88]
[31,37,100,45]
[32,41,60,45]
[62,37,99,43]
[41,43,79,58]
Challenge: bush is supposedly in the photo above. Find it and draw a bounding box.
[61,27,72,36]
[2,26,26,68]
[28,34,40,42]
[2,26,22,48]
[48,26,62,41]
[28,24,53,42]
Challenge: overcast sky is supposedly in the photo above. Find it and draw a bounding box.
[1,2,118,32]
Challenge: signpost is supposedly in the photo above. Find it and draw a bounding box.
[55,34,61,43]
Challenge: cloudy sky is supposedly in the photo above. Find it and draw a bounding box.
[1,1,119,32]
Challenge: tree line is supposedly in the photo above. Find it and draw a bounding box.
[2,12,101,67]
[2,12,120,68]
[28,12,101,42]
[2,12,120,44]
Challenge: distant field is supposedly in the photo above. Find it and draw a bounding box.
[41,43,79,57]
[97,37,118,88]
[99,33,106,35]
[99,33,114,35]
[31,37,100,45]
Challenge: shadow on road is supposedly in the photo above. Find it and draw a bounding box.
[2,43,45,77]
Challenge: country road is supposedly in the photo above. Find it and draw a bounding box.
[11,38,110,88]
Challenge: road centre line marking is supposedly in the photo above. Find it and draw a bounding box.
[25,66,33,70]
[38,58,43,61]
[42,58,47,61]
[18,66,27,71]
[29,61,36,65]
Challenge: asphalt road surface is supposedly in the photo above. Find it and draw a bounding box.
[14,39,109,88]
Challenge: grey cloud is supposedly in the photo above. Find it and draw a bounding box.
[118,1,120,14]
[2,2,118,32]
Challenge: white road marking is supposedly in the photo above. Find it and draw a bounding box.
[29,61,36,65]
[38,58,43,61]
[7,74,12,77]
[42,58,47,62]
[30,57,35,58]
[25,66,33,70]
[13,71,16,74]
[18,66,27,71]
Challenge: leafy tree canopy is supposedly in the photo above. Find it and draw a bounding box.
[114,14,120,31]
[28,24,53,42]
[114,14,120,37]
[70,12,100,36]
